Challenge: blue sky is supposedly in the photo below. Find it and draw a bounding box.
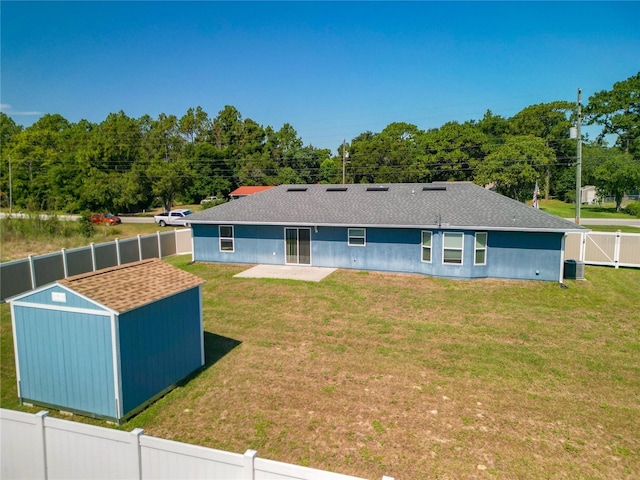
[2,1,639,152]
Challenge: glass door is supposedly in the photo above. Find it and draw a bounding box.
[285,228,311,265]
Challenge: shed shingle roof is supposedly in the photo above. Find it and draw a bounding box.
[58,258,204,313]
[188,182,586,232]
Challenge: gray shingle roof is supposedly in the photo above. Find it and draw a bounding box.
[59,258,205,313]
[187,182,586,232]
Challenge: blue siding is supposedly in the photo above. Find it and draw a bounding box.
[193,224,563,281]
[118,287,203,415]
[14,285,108,312]
[14,306,115,417]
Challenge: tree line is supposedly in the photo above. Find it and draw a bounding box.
[1,72,638,213]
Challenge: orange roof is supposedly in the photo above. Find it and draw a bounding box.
[58,258,204,313]
[230,186,275,196]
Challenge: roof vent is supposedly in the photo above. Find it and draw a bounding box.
[366,186,389,192]
[287,187,308,192]
[326,187,348,192]
[423,185,447,191]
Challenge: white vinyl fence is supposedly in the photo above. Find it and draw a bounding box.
[0,228,192,302]
[0,409,394,480]
[565,231,640,268]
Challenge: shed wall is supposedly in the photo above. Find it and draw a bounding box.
[13,306,115,417]
[118,287,203,416]
[192,224,563,281]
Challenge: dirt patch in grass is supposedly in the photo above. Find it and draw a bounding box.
[2,260,639,479]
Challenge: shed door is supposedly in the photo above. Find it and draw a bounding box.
[285,228,311,265]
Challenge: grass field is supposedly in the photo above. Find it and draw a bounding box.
[539,199,637,219]
[2,256,638,479]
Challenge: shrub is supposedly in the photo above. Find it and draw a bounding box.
[78,212,95,238]
[623,202,640,218]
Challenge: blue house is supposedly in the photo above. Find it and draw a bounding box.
[187,182,586,282]
[8,259,205,423]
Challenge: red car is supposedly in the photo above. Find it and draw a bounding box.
[90,213,122,226]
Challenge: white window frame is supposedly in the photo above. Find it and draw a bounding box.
[421,231,432,263]
[442,232,464,265]
[219,225,234,252]
[474,232,488,266]
[348,228,366,247]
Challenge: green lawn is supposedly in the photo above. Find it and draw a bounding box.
[2,258,639,479]
[539,199,635,219]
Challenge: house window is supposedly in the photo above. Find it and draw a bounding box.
[421,231,432,263]
[219,225,234,252]
[348,228,366,246]
[443,232,463,264]
[475,232,487,265]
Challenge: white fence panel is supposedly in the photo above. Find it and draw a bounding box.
[0,409,47,479]
[176,228,193,255]
[618,233,640,267]
[1,409,392,480]
[45,416,142,480]
[140,435,246,480]
[584,232,617,266]
[565,231,640,268]
[255,457,365,480]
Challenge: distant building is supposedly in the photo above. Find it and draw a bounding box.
[229,185,275,200]
[581,186,597,205]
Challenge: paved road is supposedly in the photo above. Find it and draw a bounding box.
[0,212,155,223]
[565,218,640,227]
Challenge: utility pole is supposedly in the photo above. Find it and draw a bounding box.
[575,88,582,225]
[342,139,348,184]
[8,154,12,215]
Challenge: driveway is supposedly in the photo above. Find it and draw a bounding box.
[234,265,337,282]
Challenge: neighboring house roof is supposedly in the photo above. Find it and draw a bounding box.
[188,182,587,233]
[56,258,205,313]
[229,186,275,197]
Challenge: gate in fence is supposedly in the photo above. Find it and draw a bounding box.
[0,229,192,302]
[565,231,640,268]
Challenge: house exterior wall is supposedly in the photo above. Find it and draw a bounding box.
[118,287,203,416]
[192,224,564,281]
[12,296,116,418]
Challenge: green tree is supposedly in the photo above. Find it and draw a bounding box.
[585,72,640,156]
[179,106,210,143]
[349,123,427,184]
[474,135,556,202]
[423,121,488,182]
[508,101,574,199]
[583,145,640,210]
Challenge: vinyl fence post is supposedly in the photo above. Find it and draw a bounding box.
[61,248,68,277]
[614,230,621,269]
[243,449,257,480]
[128,428,144,480]
[28,255,36,289]
[35,410,49,480]
[137,234,143,261]
[157,231,162,259]
[115,238,121,265]
[90,243,96,271]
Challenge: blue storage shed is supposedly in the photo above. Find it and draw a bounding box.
[8,258,205,424]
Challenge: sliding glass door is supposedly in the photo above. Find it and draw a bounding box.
[285,228,311,265]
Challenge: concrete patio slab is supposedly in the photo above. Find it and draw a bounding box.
[233,265,337,282]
